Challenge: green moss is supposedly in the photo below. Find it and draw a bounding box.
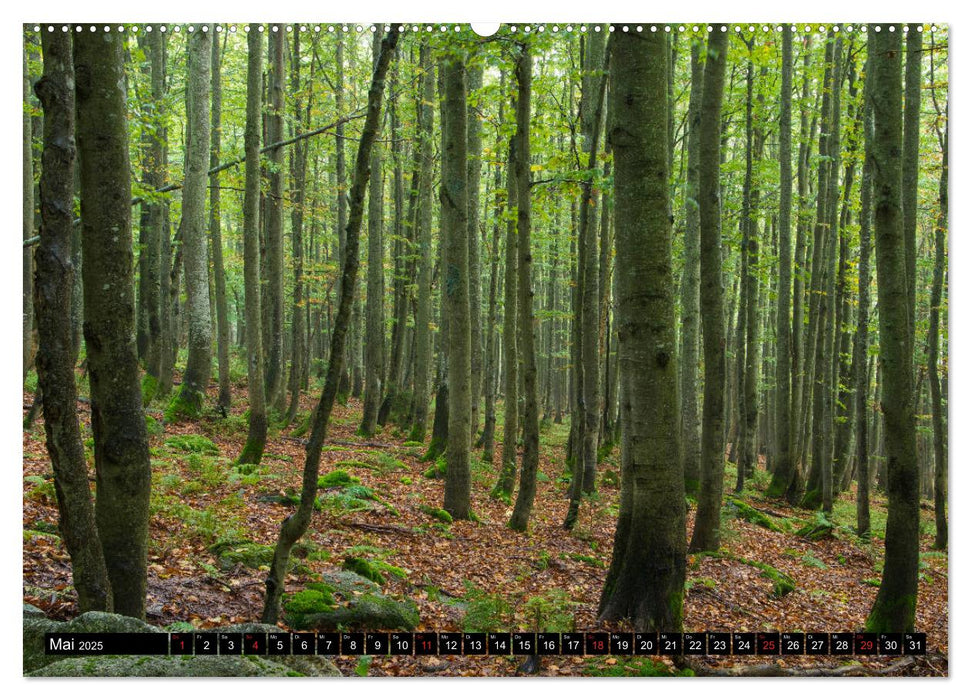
[583,658,694,677]
[402,440,423,448]
[141,374,159,406]
[144,413,163,437]
[737,556,796,597]
[165,434,219,455]
[729,498,783,532]
[422,456,447,479]
[317,469,361,489]
[796,511,836,540]
[164,389,204,422]
[209,539,274,571]
[419,505,453,523]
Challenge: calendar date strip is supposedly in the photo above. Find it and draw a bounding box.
[45,631,926,657]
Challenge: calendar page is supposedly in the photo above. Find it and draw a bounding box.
[21,20,948,680]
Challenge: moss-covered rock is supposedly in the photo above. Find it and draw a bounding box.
[318,569,381,595]
[24,611,160,673]
[728,498,783,533]
[419,505,453,523]
[24,610,340,677]
[283,583,338,628]
[208,538,274,571]
[299,594,419,631]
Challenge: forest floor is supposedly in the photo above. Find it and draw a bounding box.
[22,373,948,677]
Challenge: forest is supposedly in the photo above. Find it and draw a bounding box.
[22,22,948,677]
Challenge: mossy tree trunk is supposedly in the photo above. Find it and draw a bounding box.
[210,30,231,411]
[262,27,399,624]
[441,54,473,520]
[74,27,152,618]
[865,24,920,634]
[509,45,539,531]
[680,40,703,497]
[265,28,286,413]
[688,27,728,554]
[361,28,386,437]
[599,28,685,630]
[237,25,268,467]
[171,26,213,419]
[35,28,112,613]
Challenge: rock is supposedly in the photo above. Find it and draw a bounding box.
[318,569,381,595]
[23,609,340,677]
[300,594,419,631]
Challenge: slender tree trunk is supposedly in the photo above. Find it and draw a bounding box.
[493,122,519,500]
[680,40,704,496]
[600,28,685,630]
[23,41,34,381]
[688,28,728,554]
[865,24,920,634]
[265,28,286,412]
[74,27,152,618]
[468,65,484,440]
[480,161,503,460]
[769,30,793,500]
[409,41,435,442]
[509,45,539,531]
[286,29,310,426]
[361,28,386,437]
[856,53,874,538]
[929,100,948,550]
[902,24,922,352]
[171,27,213,419]
[238,25,268,466]
[210,31,231,411]
[34,29,112,613]
[262,28,399,623]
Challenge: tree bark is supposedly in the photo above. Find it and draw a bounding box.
[468,65,484,440]
[23,39,35,381]
[237,25,268,466]
[865,24,920,634]
[265,28,286,411]
[509,45,539,531]
[441,54,473,520]
[34,28,112,613]
[361,28,386,437]
[210,30,231,411]
[74,27,152,618]
[171,26,213,419]
[688,27,728,554]
[599,28,685,630]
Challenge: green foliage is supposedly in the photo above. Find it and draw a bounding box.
[354,656,372,676]
[144,414,164,437]
[601,469,620,488]
[524,589,577,632]
[25,475,55,504]
[584,658,694,677]
[796,511,836,541]
[461,584,513,633]
[141,374,159,406]
[800,552,828,569]
[165,434,219,455]
[208,538,274,571]
[317,469,361,489]
[283,582,338,626]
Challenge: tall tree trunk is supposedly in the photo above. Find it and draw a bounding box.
[509,45,539,531]
[238,26,268,466]
[210,30,231,411]
[361,28,386,437]
[580,29,607,496]
[265,28,286,411]
[769,30,794,500]
[34,29,112,613]
[688,28,728,554]
[599,28,685,630]
[286,28,310,426]
[23,40,34,381]
[902,24,922,352]
[262,28,399,623]
[468,65,484,440]
[171,27,213,419]
[929,78,948,550]
[74,27,152,618]
[855,53,874,538]
[493,120,519,500]
[409,41,434,442]
[441,54,473,519]
[865,24,920,634]
[480,160,503,460]
[680,39,703,496]
[335,37,351,398]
